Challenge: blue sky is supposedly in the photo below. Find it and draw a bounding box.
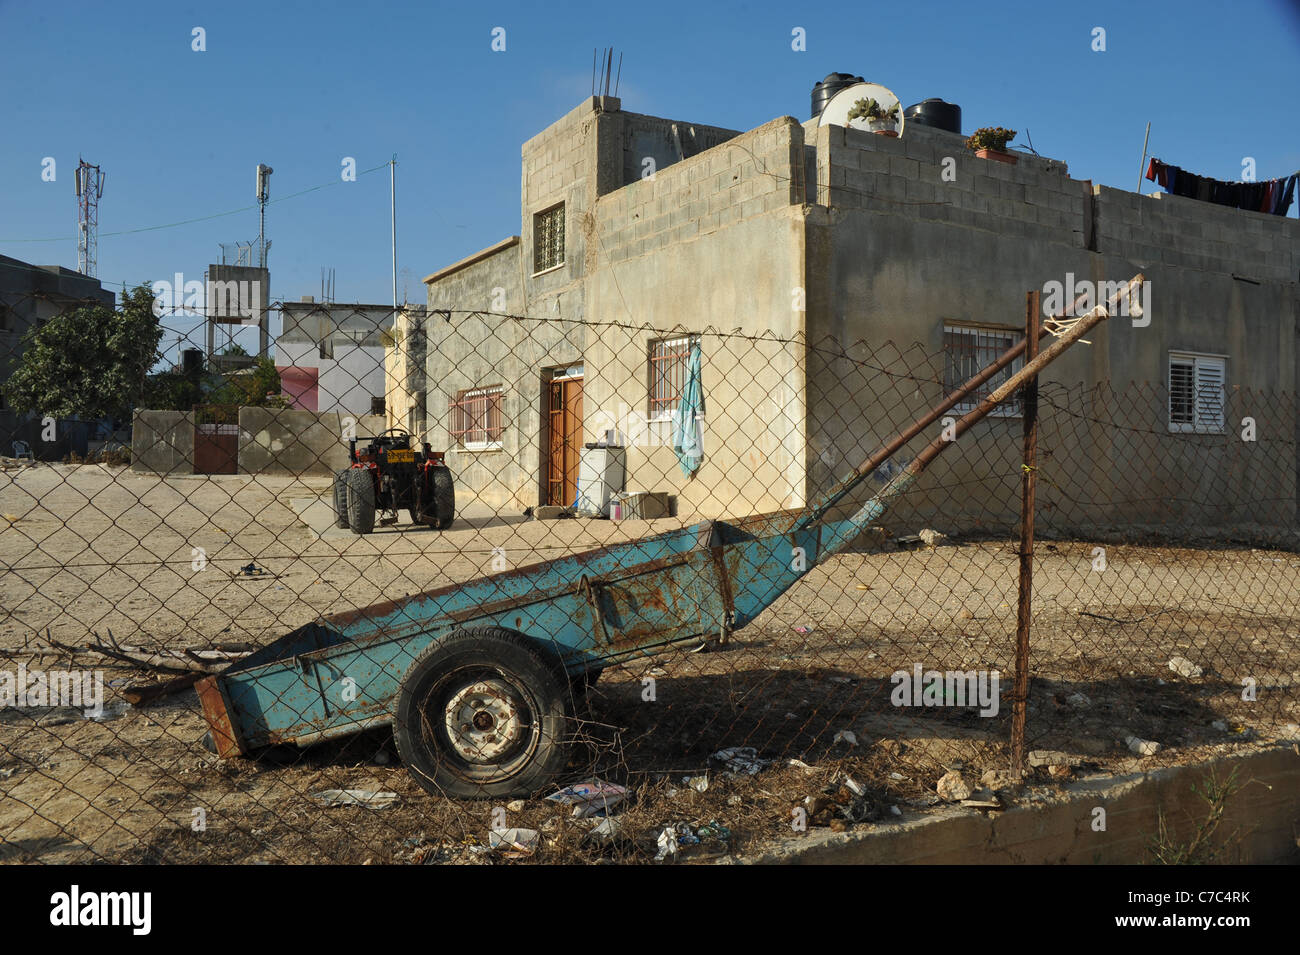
[2,0,1297,357]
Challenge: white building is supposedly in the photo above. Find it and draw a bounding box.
[276,299,393,416]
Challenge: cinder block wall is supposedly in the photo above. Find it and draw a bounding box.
[237,409,384,475]
[131,410,194,475]
[801,120,1298,538]
[587,116,809,516]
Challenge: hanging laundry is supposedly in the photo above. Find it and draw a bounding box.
[1144,157,1297,216]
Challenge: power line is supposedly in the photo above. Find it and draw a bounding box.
[0,160,391,244]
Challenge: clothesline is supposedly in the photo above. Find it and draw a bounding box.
[1144,158,1297,216]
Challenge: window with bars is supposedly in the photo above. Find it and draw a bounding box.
[648,335,703,421]
[533,203,565,273]
[450,385,505,448]
[1169,352,1226,433]
[943,325,1024,416]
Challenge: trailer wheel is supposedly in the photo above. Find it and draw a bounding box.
[430,466,455,530]
[393,627,570,799]
[345,468,376,535]
[332,470,350,529]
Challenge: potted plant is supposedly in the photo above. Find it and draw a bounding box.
[966,126,1018,164]
[847,97,901,136]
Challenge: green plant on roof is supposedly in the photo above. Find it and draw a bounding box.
[966,126,1017,153]
[847,97,899,125]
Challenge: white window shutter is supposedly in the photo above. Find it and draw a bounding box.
[1194,358,1225,433]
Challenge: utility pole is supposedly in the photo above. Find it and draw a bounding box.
[390,154,398,314]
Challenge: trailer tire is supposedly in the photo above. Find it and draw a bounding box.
[332,470,351,529]
[393,627,571,800]
[345,467,376,535]
[429,466,455,530]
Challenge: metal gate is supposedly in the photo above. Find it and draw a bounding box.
[193,405,239,474]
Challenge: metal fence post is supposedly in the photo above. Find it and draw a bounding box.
[1011,289,1040,780]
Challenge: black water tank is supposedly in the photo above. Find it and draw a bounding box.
[811,72,865,119]
[903,99,962,135]
[181,348,203,374]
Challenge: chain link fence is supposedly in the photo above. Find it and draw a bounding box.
[1,292,1297,864]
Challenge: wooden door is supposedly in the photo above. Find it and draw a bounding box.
[546,375,582,506]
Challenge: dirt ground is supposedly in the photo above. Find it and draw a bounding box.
[2,462,1298,863]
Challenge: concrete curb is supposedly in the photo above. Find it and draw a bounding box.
[740,744,1300,864]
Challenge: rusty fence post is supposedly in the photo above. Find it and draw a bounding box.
[1010,289,1040,780]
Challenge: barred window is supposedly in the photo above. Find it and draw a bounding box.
[450,385,504,448]
[1169,352,1226,434]
[943,325,1024,417]
[649,335,702,420]
[533,203,565,273]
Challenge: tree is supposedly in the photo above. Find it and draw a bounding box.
[209,357,290,409]
[3,283,163,421]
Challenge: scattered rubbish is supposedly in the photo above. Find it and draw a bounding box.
[1167,655,1204,679]
[918,528,948,547]
[1211,719,1228,732]
[654,828,678,862]
[889,805,902,816]
[832,729,858,747]
[506,799,527,812]
[582,816,623,847]
[239,563,264,576]
[793,625,815,635]
[1027,750,1084,769]
[88,701,129,722]
[712,746,771,776]
[727,794,743,806]
[0,767,14,780]
[685,775,709,793]
[697,820,731,843]
[855,584,872,591]
[888,772,905,781]
[804,780,884,828]
[980,769,1015,790]
[312,789,399,809]
[961,791,1004,810]
[1066,692,1092,709]
[788,758,817,773]
[1125,736,1162,757]
[665,788,679,798]
[936,770,973,802]
[1047,765,1072,780]
[546,779,629,818]
[489,827,540,858]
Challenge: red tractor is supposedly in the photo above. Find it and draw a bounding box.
[333,429,455,535]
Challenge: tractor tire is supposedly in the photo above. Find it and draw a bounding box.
[345,467,376,535]
[430,465,455,530]
[393,627,571,800]
[332,470,350,529]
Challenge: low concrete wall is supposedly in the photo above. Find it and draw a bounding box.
[131,410,193,475]
[238,408,384,475]
[747,745,1300,864]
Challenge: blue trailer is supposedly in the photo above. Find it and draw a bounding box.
[196,288,1130,798]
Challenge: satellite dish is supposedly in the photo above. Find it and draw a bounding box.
[817,82,905,137]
